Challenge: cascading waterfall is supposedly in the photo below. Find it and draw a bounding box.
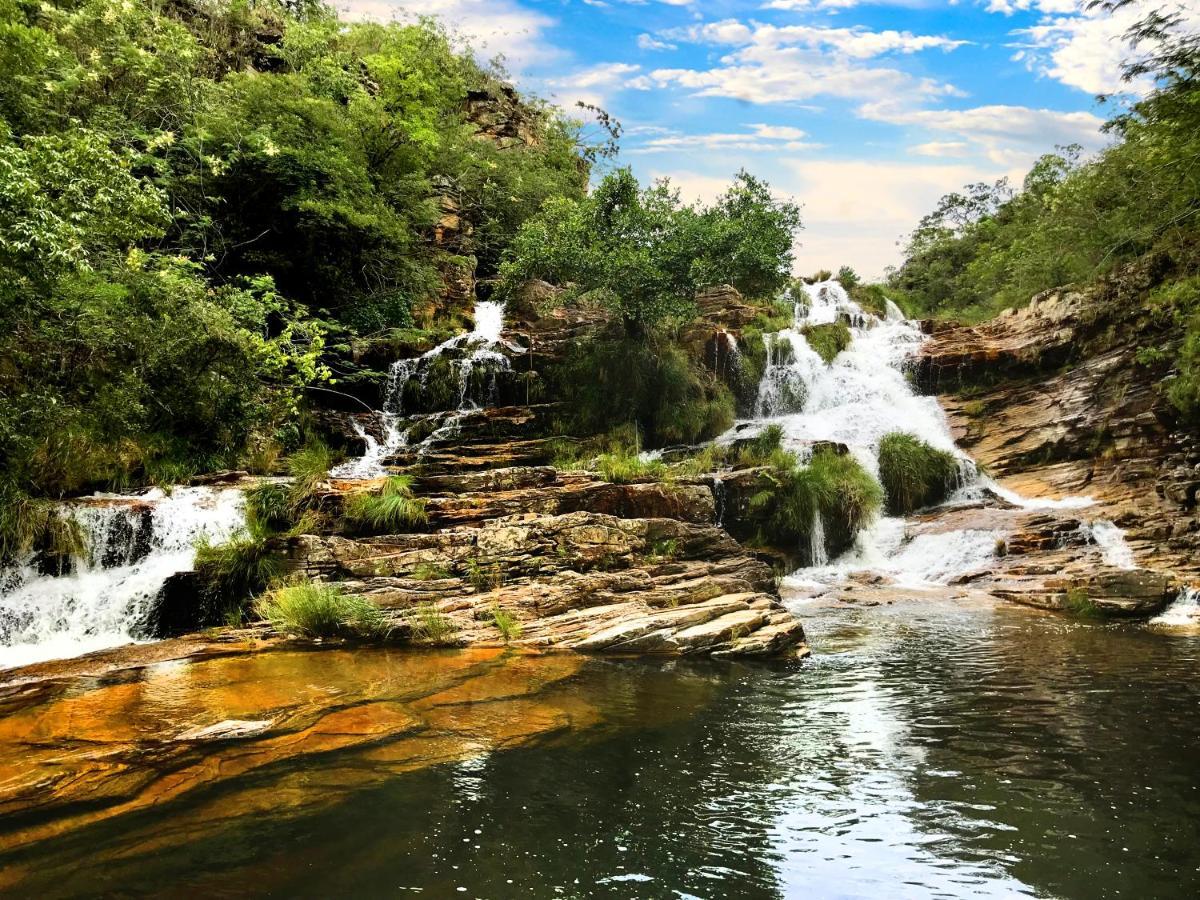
[1151,586,1200,626]
[733,279,1114,588]
[333,300,520,479]
[0,486,245,669]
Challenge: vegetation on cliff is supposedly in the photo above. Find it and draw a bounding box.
[887,5,1200,421]
[877,432,960,515]
[0,0,593,519]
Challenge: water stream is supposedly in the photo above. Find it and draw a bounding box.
[0,486,245,669]
[333,300,519,478]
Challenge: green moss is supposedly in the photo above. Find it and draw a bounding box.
[801,322,852,364]
[877,432,960,515]
[1064,586,1101,618]
[343,476,427,534]
[257,579,388,639]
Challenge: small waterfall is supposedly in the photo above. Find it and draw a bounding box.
[1151,587,1200,626]
[1079,520,1136,569]
[809,511,828,567]
[0,487,245,669]
[333,300,520,478]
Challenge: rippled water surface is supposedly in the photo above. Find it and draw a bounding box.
[4,597,1200,898]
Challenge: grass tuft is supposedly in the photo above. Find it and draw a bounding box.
[801,322,851,364]
[877,432,960,515]
[409,602,458,642]
[194,521,283,603]
[491,605,522,642]
[344,476,427,534]
[256,578,388,638]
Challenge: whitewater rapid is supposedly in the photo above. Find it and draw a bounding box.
[0,486,245,669]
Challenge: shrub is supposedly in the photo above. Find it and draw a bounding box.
[801,322,851,364]
[257,578,388,639]
[552,336,736,448]
[194,522,283,604]
[877,432,960,515]
[344,476,427,534]
[750,447,882,558]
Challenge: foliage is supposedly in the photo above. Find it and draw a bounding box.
[876,432,960,515]
[257,577,388,638]
[412,560,452,581]
[553,335,735,448]
[498,167,800,334]
[287,443,335,508]
[801,322,852,365]
[194,522,283,604]
[245,483,294,534]
[750,448,882,555]
[0,0,595,506]
[490,605,522,642]
[343,476,427,534]
[466,559,505,592]
[0,491,83,563]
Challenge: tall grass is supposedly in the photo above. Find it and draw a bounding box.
[596,449,667,484]
[877,432,959,515]
[194,520,283,602]
[0,493,84,563]
[287,442,335,509]
[344,475,427,534]
[256,578,388,638]
[751,447,882,552]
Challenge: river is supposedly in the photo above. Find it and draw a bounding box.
[2,593,1198,898]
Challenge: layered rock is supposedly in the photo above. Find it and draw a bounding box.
[916,276,1200,600]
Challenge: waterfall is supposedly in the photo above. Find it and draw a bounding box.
[734,278,1107,587]
[1079,520,1136,569]
[809,511,828,567]
[0,486,245,669]
[1151,587,1200,626]
[333,300,520,478]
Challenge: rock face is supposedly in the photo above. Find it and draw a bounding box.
[283,507,805,658]
[916,271,1200,605]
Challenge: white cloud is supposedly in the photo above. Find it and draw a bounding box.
[645,18,966,105]
[861,101,1107,166]
[544,62,642,109]
[338,0,557,69]
[637,33,678,51]
[1003,0,1200,96]
[910,141,972,157]
[630,123,817,153]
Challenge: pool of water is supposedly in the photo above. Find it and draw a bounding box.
[3,596,1199,898]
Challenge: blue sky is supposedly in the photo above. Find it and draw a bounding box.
[341,1,1198,277]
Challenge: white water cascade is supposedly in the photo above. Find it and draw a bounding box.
[730,279,1106,588]
[333,300,520,478]
[1151,587,1200,626]
[0,487,245,669]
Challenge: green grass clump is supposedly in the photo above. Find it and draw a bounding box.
[876,432,960,515]
[467,558,506,591]
[750,448,882,557]
[245,482,294,533]
[491,605,522,642]
[412,560,452,581]
[344,476,427,534]
[1064,586,1102,618]
[194,521,283,603]
[287,443,335,508]
[409,602,458,642]
[257,578,388,638]
[801,322,852,364]
[597,450,668,484]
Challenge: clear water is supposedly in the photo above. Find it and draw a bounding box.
[3,598,1198,898]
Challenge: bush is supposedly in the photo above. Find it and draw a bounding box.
[801,322,851,364]
[553,336,736,448]
[256,579,388,638]
[877,432,960,515]
[194,522,283,604]
[750,448,882,559]
[343,476,427,534]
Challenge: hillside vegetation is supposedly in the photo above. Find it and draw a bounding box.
[885,4,1200,420]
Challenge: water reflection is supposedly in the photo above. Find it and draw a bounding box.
[2,598,1199,898]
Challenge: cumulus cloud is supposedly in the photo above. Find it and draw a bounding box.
[861,101,1108,166]
[543,62,642,109]
[642,19,966,105]
[338,0,558,69]
[637,33,678,51]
